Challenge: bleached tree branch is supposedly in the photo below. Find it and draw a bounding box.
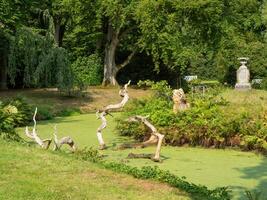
[96,81,131,149]
[25,107,52,149]
[127,115,165,162]
[102,80,131,112]
[53,125,76,152]
[96,111,107,150]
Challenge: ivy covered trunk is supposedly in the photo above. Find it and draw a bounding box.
[102,23,119,86]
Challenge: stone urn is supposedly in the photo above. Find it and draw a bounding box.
[235,57,251,90]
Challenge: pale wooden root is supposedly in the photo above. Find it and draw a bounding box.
[127,116,165,162]
[117,135,158,150]
[102,80,131,112]
[53,125,76,152]
[96,111,107,150]
[25,126,34,139]
[25,107,52,149]
[142,135,158,147]
[42,139,52,150]
[96,81,131,149]
[153,133,164,161]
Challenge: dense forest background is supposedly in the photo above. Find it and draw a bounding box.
[0,0,267,90]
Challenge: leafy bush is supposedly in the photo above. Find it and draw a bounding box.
[72,54,102,90]
[57,107,81,117]
[74,147,103,163]
[245,190,264,200]
[36,106,54,120]
[8,28,73,92]
[2,96,33,127]
[116,81,267,152]
[137,80,173,99]
[0,102,22,141]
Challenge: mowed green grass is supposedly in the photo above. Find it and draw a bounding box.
[17,113,267,200]
[0,139,189,200]
[220,89,267,115]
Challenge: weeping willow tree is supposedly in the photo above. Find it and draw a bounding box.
[8,27,73,92]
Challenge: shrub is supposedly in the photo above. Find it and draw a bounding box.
[0,102,21,141]
[72,54,102,90]
[116,81,267,152]
[57,107,81,117]
[36,106,54,120]
[74,147,103,163]
[3,96,32,126]
[137,80,173,99]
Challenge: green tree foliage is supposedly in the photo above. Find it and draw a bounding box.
[64,0,102,57]
[34,0,71,47]
[72,54,103,90]
[1,0,267,88]
[8,27,73,91]
[0,96,33,141]
[65,0,138,85]
[117,81,267,152]
[0,0,37,89]
[135,0,267,82]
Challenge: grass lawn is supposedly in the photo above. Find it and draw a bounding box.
[0,139,189,200]
[17,113,267,200]
[0,87,152,113]
[220,89,267,115]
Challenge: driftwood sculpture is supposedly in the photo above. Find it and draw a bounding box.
[127,115,164,162]
[96,80,131,150]
[102,80,131,112]
[53,125,76,152]
[96,111,108,150]
[25,107,52,149]
[172,88,190,113]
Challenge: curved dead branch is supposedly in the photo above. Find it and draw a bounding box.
[96,111,108,150]
[126,115,165,162]
[96,81,131,149]
[102,80,131,112]
[53,125,76,152]
[25,107,52,149]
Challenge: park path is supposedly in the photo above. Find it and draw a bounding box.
[18,113,267,200]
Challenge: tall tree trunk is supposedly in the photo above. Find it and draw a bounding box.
[54,20,61,47]
[0,53,7,90]
[102,23,135,86]
[102,23,119,86]
[54,18,65,47]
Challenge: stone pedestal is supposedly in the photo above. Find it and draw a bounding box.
[235,58,251,90]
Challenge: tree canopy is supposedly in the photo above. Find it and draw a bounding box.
[0,0,266,88]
